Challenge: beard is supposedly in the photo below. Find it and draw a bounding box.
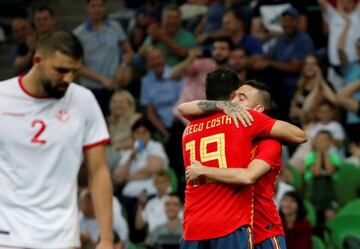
[215,57,229,65]
[41,77,69,99]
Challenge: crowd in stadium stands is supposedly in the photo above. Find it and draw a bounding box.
[2,0,360,248]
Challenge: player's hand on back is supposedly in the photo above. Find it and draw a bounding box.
[219,102,253,128]
[186,161,205,182]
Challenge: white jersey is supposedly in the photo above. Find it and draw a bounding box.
[0,76,110,248]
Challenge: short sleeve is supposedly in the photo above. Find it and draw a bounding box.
[245,110,276,137]
[253,139,282,170]
[112,21,127,43]
[148,142,169,168]
[83,91,110,150]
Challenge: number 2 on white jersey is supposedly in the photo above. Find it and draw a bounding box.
[31,120,47,144]
[185,133,227,168]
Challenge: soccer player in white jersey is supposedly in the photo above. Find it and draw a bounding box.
[0,30,114,249]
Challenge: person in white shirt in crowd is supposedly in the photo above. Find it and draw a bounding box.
[135,170,176,234]
[79,189,128,249]
[317,0,360,88]
[113,118,168,242]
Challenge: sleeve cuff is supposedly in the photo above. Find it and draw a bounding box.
[83,138,111,151]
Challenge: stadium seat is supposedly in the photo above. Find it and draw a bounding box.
[326,215,360,249]
[334,163,360,206]
[167,167,178,193]
[312,235,326,249]
[304,199,317,226]
[337,199,360,217]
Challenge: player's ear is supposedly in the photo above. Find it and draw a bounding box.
[254,104,265,113]
[33,53,42,65]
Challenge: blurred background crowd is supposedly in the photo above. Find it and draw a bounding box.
[0,0,360,249]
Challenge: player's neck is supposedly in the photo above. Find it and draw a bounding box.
[22,70,49,98]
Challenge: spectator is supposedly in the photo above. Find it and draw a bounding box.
[108,90,141,153]
[73,0,133,115]
[304,130,342,234]
[318,0,360,70]
[280,191,313,249]
[135,170,172,233]
[140,48,183,142]
[113,118,168,242]
[11,17,35,74]
[128,0,166,52]
[289,101,345,172]
[198,10,262,56]
[308,101,345,147]
[229,46,254,82]
[195,0,252,44]
[79,189,129,249]
[290,54,337,125]
[222,10,262,56]
[33,5,56,36]
[252,6,314,119]
[147,194,183,249]
[113,118,168,197]
[251,0,307,43]
[140,4,196,66]
[338,31,360,141]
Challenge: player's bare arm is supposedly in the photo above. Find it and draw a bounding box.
[270,120,308,144]
[84,145,114,249]
[178,100,254,127]
[186,160,271,184]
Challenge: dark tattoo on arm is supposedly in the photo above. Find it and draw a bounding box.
[197,101,220,112]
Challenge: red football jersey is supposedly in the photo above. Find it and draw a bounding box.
[182,110,276,241]
[252,139,285,244]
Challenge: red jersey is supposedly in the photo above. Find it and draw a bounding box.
[252,139,285,244]
[182,110,276,240]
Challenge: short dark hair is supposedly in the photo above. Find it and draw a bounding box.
[33,5,54,17]
[232,46,248,56]
[131,118,156,134]
[205,68,241,101]
[213,36,234,50]
[315,130,333,139]
[165,193,182,204]
[242,80,272,111]
[280,191,307,221]
[36,29,83,60]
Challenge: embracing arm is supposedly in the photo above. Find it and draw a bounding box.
[269,120,308,145]
[186,160,271,185]
[84,145,114,248]
[178,100,253,127]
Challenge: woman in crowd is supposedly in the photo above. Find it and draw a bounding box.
[108,90,142,152]
[280,191,313,249]
[290,54,337,126]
